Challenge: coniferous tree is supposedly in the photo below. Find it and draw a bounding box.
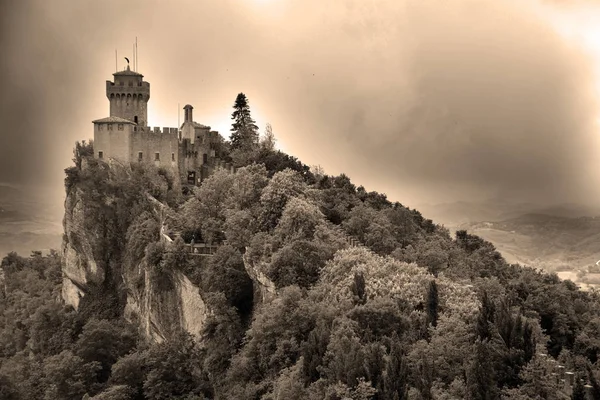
[426,280,439,328]
[383,335,408,400]
[572,375,586,400]
[476,291,495,342]
[230,93,259,150]
[468,340,498,400]
[351,271,367,305]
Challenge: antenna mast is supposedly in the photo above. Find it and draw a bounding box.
[132,43,135,71]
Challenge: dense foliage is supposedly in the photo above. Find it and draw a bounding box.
[5,122,600,398]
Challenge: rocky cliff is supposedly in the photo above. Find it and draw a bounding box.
[61,157,210,341]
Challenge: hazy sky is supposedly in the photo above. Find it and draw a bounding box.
[2,0,600,208]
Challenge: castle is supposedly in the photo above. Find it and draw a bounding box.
[92,64,232,186]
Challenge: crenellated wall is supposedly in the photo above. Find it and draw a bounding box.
[131,127,179,169]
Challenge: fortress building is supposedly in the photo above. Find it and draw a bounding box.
[92,64,232,186]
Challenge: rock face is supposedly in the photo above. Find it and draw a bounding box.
[243,251,277,305]
[61,166,209,342]
[61,186,105,310]
[124,268,209,343]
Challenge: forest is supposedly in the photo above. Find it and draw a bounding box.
[2,96,600,399]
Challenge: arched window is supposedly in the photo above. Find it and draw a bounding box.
[134,116,138,124]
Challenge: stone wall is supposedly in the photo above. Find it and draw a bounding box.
[131,127,179,169]
[178,129,227,185]
[94,123,133,162]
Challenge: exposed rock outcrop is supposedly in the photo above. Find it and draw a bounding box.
[124,267,209,343]
[243,250,277,305]
[61,160,210,341]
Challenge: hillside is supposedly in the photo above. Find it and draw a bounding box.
[2,141,600,399]
[462,214,600,289]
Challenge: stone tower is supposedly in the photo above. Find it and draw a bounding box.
[106,65,150,126]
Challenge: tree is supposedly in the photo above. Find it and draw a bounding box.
[74,318,138,383]
[427,280,439,328]
[467,341,499,400]
[476,291,495,342]
[260,123,276,151]
[350,271,367,305]
[230,93,259,150]
[571,376,586,400]
[41,350,102,400]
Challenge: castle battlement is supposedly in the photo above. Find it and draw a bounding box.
[134,126,179,135]
[106,80,150,89]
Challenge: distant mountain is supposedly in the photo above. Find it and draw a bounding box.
[418,200,600,229]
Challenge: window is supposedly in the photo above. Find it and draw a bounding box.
[98,124,104,131]
[138,152,143,161]
[187,171,196,185]
[134,116,138,124]
[155,152,160,161]
[98,151,103,159]
[108,124,113,131]
[203,153,208,163]
[171,153,175,162]
[118,124,124,131]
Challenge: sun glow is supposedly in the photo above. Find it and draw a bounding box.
[540,4,600,102]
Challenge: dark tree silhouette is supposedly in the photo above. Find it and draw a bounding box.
[230,93,259,150]
[427,280,439,328]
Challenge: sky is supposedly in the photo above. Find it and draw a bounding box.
[2,0,600,210]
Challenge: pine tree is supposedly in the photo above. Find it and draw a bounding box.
[230,93,259,150]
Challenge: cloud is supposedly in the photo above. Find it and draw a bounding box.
[255,0,600,205]
[1,0,599,209]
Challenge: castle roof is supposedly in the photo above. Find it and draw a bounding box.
[113,66,143,77]
[92,116,137,124]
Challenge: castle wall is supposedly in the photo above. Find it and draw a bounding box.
[131,126,179,169]
[178,128,230,185]
[94,123,132,161]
